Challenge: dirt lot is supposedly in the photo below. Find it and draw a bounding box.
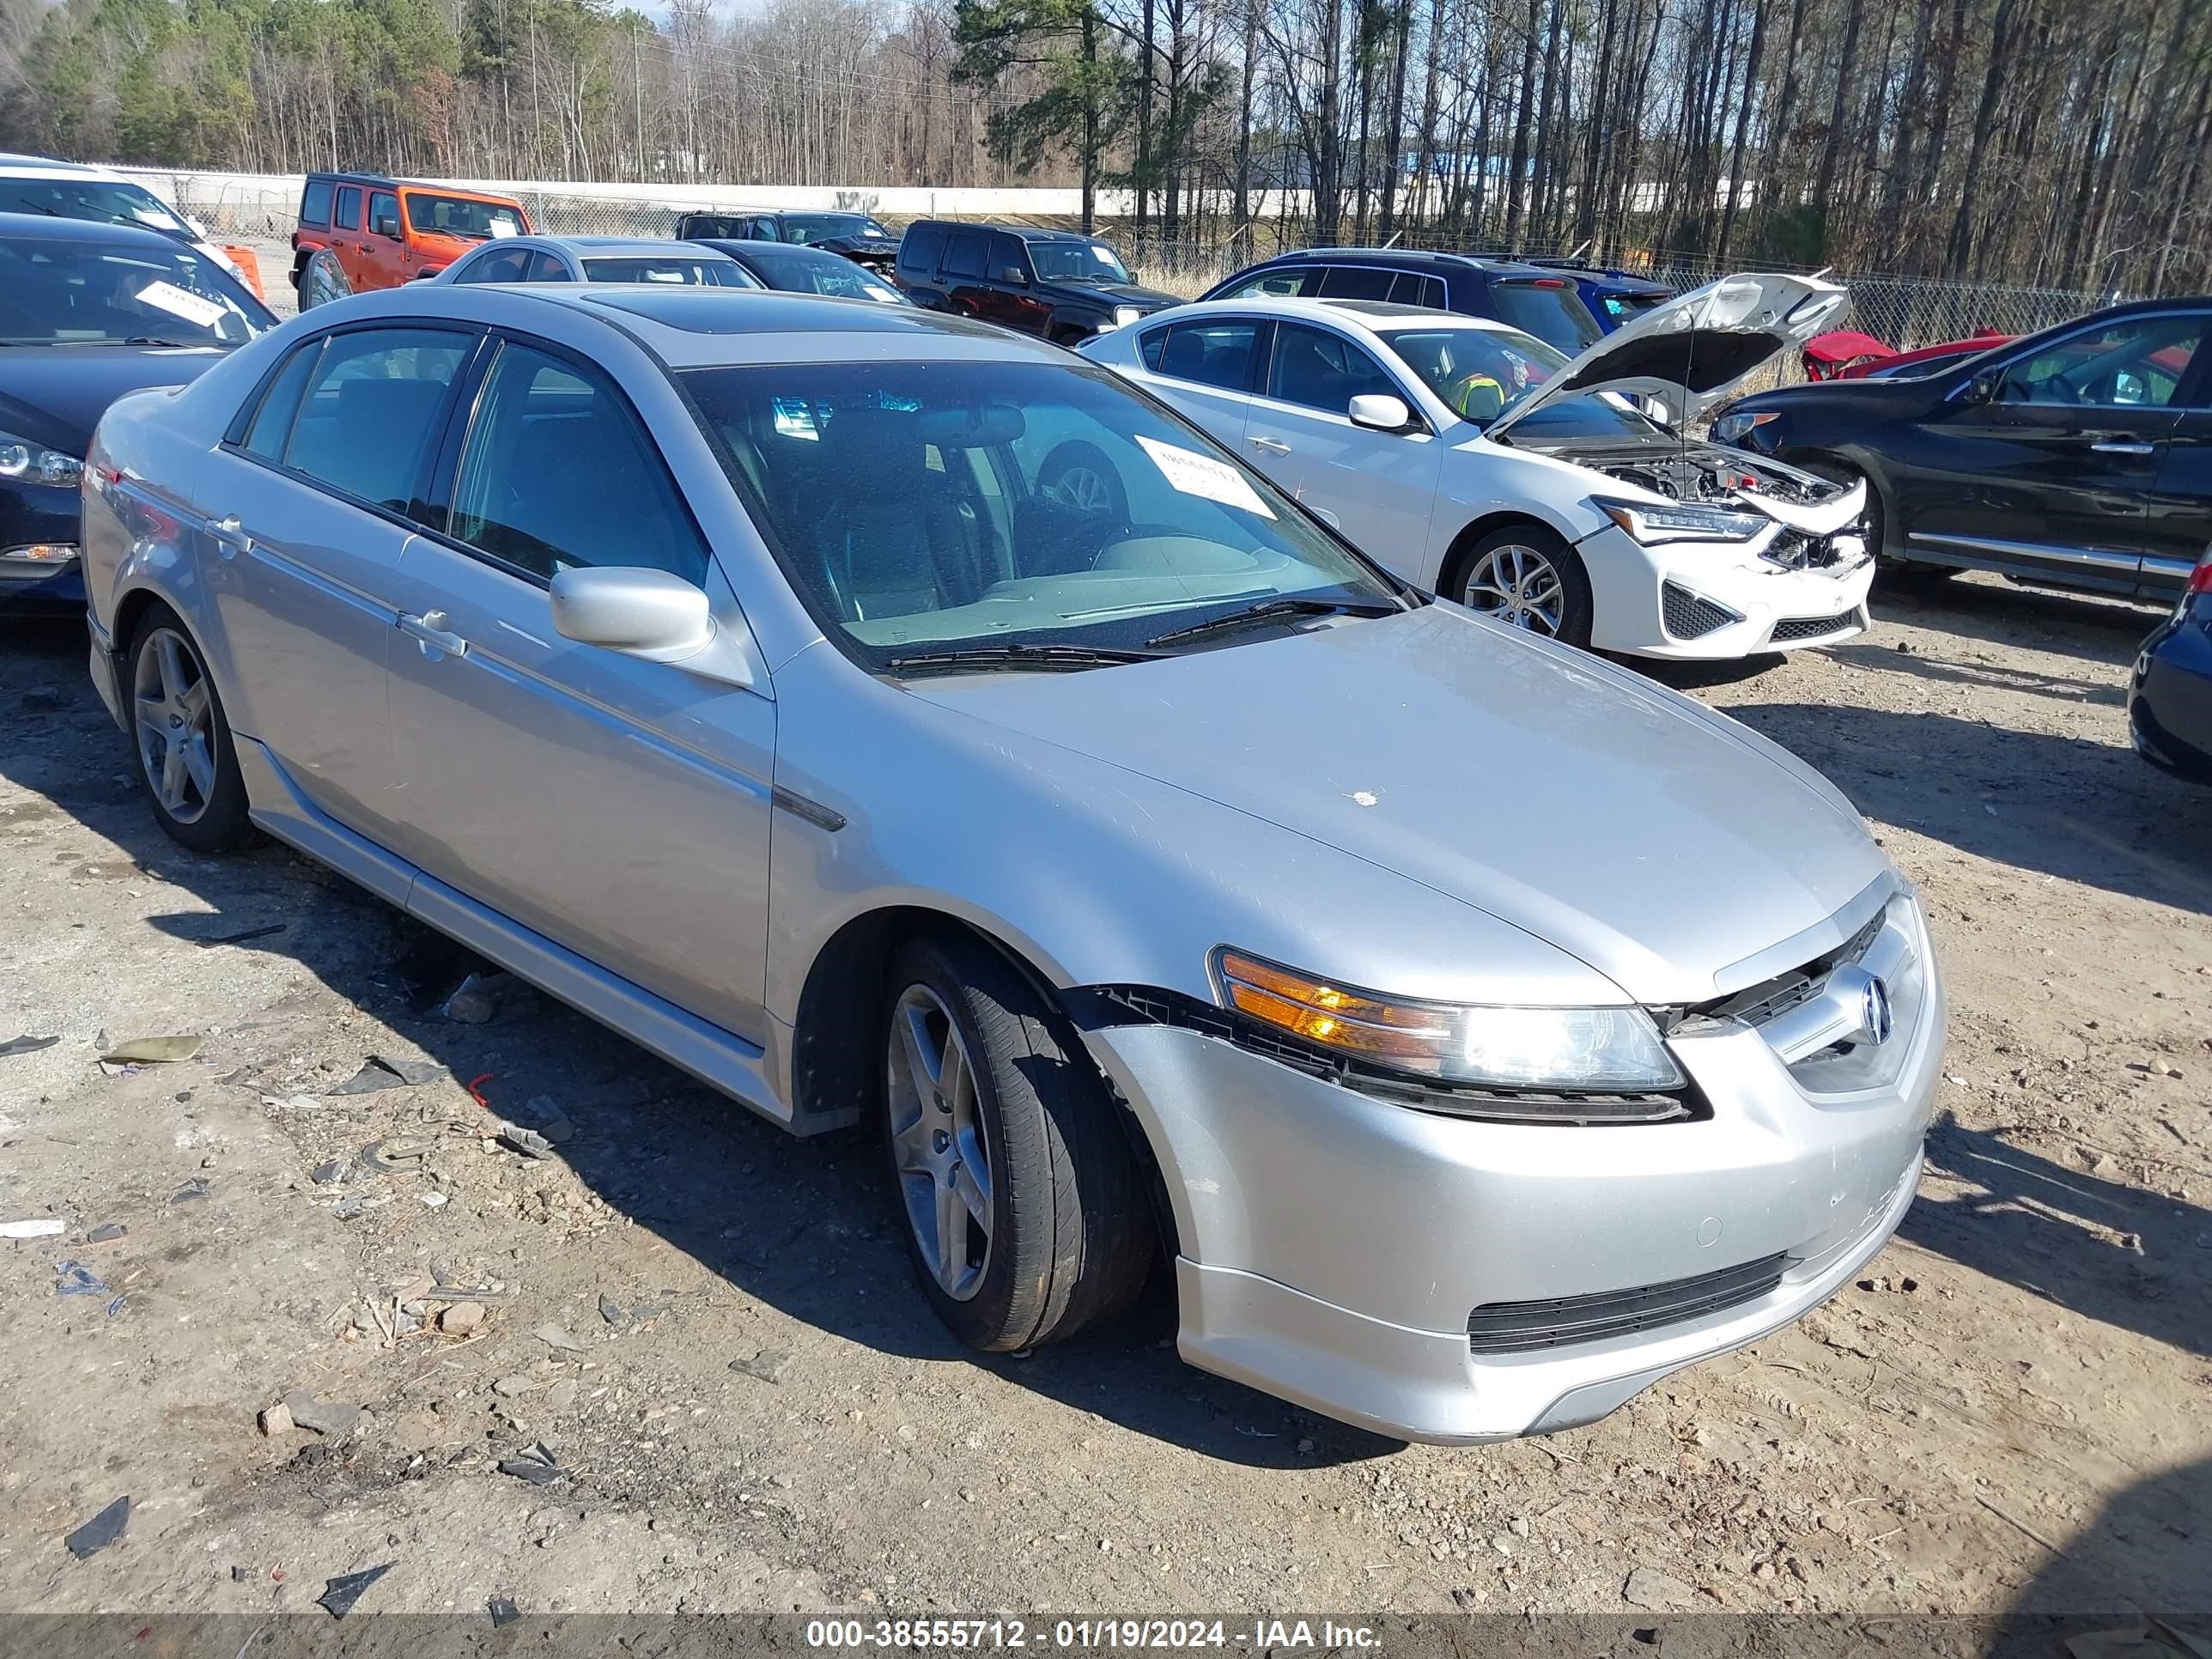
[2,572,2209,1633]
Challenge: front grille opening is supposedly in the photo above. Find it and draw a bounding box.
[1661,581,1742,641]
[1072,986,1705,1125]
[1768,607,1866,645]
[1467,1251,1790,1354]
[1694,904,1887,1031]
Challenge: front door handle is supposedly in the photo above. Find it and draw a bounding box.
[2089,440,2156,455]
[398,610,468,658]
[206,514,252,558]
[1248,434,1291,455]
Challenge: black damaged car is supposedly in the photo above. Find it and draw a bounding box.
[1,213,275,611]
[1709,298,2212,603]
[672,210,901,273]
[895,222,1176,344]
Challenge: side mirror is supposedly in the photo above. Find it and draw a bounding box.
[1001,266,1028,285]
[550,567,715,662]
[1349,392,1414,433]
[374,214,400,240]
[1964,368,2002,405]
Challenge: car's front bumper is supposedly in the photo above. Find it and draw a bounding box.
[1081,895,1944,1444]
[1577,523,1875,659]
[2,477,85,609]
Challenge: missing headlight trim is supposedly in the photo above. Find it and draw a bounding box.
[1066,984,1703,1125]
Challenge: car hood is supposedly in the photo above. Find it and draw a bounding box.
[1490,271,1850,437]
[0,344,228,456]
[1037,277,1177,312]
[907,605,1887,1004]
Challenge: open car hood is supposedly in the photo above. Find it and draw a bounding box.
[1487,271,1849,437]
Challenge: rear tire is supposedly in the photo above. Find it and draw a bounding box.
[879,933,1152,1352]
[1451,522,1595,648]
[126,603,256,854]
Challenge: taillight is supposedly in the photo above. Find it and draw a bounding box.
[2189,551,2212,596]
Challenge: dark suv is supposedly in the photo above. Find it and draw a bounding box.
[896,222,1177,343]
[672,210,898,271]
[1200,249,1602,355]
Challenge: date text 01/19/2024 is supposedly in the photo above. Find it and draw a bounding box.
[803,1620,1382,1651]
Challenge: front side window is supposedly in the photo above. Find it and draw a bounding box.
[0,234,272,347]
[450,343,708,584]
[1152,320,1262,393]
[402,193,527,240]
[682,360,1401,663]
[1999,317,2206,409]
[1217,265,1316,301]
[1266,323,1401,412]
[282,328,471,511]
[368,191,399,234]
[989,234,1031,282]
[1384,325,1562,424]
[1028,239,1132,284]
[1489,279,1601,352]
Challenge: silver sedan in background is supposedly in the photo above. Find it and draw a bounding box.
[78,285,1943,1443]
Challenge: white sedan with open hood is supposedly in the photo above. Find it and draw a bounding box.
[1079,274,1872,659]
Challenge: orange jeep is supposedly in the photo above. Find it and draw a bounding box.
[290,173,532,307]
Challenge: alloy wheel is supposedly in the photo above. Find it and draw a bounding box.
[132,626,218,824]
[885,985,994,1301]
[1463,543,1565,635]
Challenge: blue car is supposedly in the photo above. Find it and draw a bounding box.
[1522,258,1677,333]
[2130,550,2212,784]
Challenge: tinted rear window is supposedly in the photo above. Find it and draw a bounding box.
[944,234,988,280]
[902,225,945,271]
[1492,280,1601,351]
[301,179,334,228]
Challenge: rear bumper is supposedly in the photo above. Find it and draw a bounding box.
[1082,896,1944,1443]
[1578,523,1875,659]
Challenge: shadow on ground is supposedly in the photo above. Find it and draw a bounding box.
[1,616,1394,1469]
[1902,1115,2212,1359]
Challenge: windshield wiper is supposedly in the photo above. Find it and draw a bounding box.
[882,642,1164,677]
[1144,597,1398,651]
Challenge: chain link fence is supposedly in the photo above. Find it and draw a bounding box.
[159,170,2109,360]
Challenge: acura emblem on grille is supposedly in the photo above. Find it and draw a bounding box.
[1857,975,1894,1046]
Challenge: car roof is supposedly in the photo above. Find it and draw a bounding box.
[0,152,104,174]
[0,210,197,250]
[544,236,736,255]
[909,220,1103,244]
[310,172,517,196]
[1158,295,1513,336]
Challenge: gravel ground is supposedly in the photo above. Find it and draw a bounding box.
[2,572,2208,1632]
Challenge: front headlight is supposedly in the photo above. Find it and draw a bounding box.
[1111,305,1146,328]
[1214,950,1683,1091]
[1593,496,1768,547]
[0,434,85,488]
[1709,410,1779,444]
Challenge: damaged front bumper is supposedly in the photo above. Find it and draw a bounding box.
[1078,892,1944,1444]
[1581,520,1875,659]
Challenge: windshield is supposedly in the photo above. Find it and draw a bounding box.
[0,234,273,347]
[1029,240,1133,284]
[683,360,1403,665]
[1384,325,1664,439]
[404,194,527,240]
[583,257,756,286]
[1490,280,1601,351]
[749,251,904,302]
[0,176,198,241]
[781,213,890,245]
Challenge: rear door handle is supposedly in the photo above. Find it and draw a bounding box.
[2089,441,2156,455]
[206,514,252,558]
[398,610,468,657]
[1249,434,1291,455]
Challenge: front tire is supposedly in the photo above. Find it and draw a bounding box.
[879,933,1152,1352]
[1454,523,1595,647]
[127,604,255,854]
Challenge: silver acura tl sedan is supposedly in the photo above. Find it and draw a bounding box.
[78,284,1944,1444]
